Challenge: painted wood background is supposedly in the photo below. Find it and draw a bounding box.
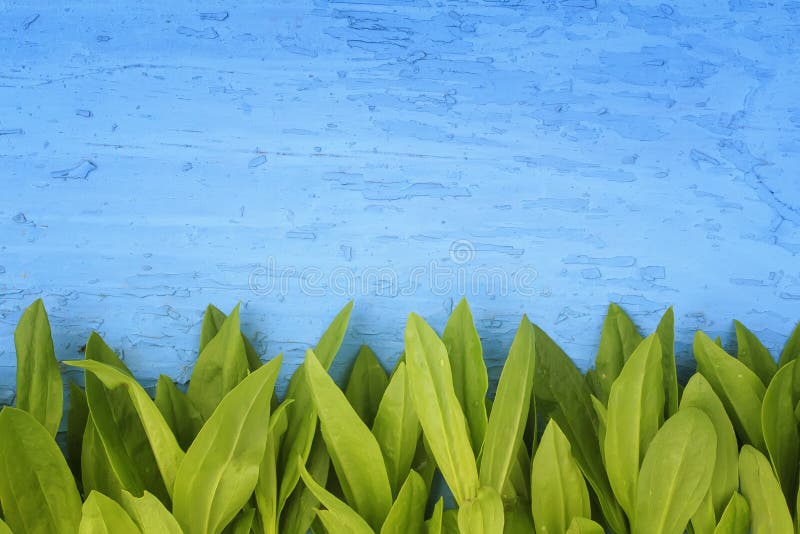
[1,0,799,402]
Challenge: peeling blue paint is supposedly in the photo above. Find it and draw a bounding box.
[1,1,799,401]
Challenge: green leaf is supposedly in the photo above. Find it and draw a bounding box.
[173,356,281,534]
[442,509,459,534]
[67,381,89,483]
[531,420,591,534]
[589,303,643,404]
[712,493,749,534]
[371,362,420,497]
[280,433,330,534]
[65,358,185,498]
[656,307,679,418]
[0,519,12,534]
[679,374,739,518]
[155,375,204,450]
[278,301,353,514]
[199,304,261,372]
[778,321,800,367]
[734,321,777,386]
[224,508,255,534]
[256,400,292,534]
[297,461,373,534]
[531,323,627,534]
[479,317,535,499]
[761,361,799,505]
[0,407,82,534]
[81,333,168,501]
[425,498,444,534]
[79,491,140,534]
[187,304,249,419]
[120,490,183,533]
[633,408,717,534]
[738,445,793,534]
[457,486,504,534]
[404,313,479,506]
[345,345,389,427]
[566,517,606,534]
[14,299,63,437]
[693,331,766,451]
[605,334,664,518]
[305,349,393,529]
[589,395,607,464]
[81,414,125,501]
[502,502,534,534]
[380,471,427,534]
[442,298,488,454]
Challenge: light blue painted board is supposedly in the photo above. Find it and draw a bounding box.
[1,0,799,402]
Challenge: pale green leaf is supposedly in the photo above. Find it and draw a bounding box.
[633,408,716,534]
[442,298,488,454]
[531,420,591,534]
[404,313,479,505]
[14,299,63,437]
[605,334,664,518]
[0,407,82,534]
[738,445,792,534]
[173,356,281,534]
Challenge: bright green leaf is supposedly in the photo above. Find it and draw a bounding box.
[480,317,535,499]
[761,361,799,506]
[199,304,261,372]
[14,299,63,437]
[0,407,82,534]
[155,375,204,450]
[404,313,479,506]
[371,362,420,497]
[457,486,504,534]
[680,374,739,518]
[713,493,749,534]
[173,356,281,534]
[566,517,605,534]
[297,461,373,534]
[605,334,664,518]
[380,471,427,534]
[442,298,488,454]
[734,321,777,386]
[531,420,591,534]
[694,331,766,451]
[120,490,183,533]
[425,498,444,534]
[79,491,140,534]
[738,445,793,534]
[634,408,716,534]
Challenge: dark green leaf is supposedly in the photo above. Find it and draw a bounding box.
[155,375,204,450]
[656,307,678,418]
[734,321,777,386]
[67,381,89,484]
[345,345,389,427]
[761,361,799,507]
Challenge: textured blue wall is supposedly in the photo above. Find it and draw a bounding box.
[1,0,799,402]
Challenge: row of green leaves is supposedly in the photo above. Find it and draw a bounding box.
[1,298,799,534]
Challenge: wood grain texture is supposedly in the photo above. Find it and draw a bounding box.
[1,1,799,404]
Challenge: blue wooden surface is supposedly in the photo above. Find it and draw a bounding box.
[1,1,799,402]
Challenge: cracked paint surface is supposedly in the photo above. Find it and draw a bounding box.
[1,1,799,402]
